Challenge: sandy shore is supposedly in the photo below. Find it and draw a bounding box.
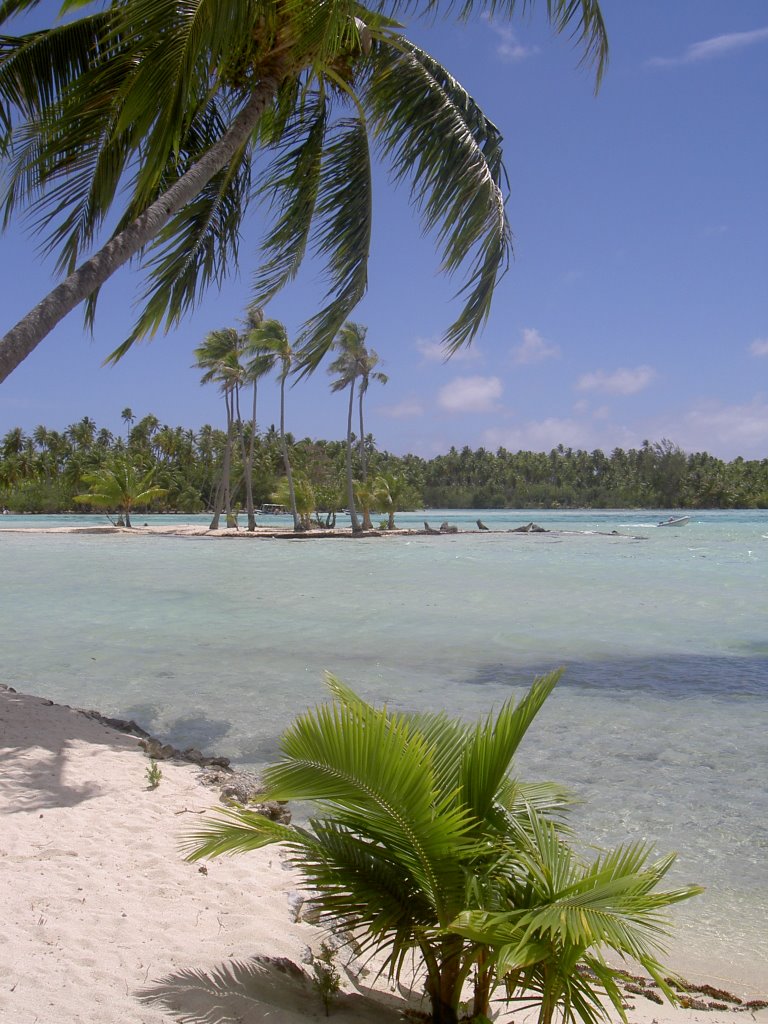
[1,685,765,1024]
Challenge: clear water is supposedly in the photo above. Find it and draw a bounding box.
[1,509,766,989]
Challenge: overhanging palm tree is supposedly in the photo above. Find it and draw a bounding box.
[0,1,608,382]
[74,459,166,526]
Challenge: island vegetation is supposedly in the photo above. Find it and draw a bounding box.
[2,417,766,516]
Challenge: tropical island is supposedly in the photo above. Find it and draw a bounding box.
[2,415,766,522]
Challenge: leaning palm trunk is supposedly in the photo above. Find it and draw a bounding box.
[0,85,279,383]
[345,382,362,532]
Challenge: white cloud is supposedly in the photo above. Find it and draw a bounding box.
[483,418,638,454]
[438,376,503,413]
[576,365,656,395]
[416,337,481,364]
[648,26,768,66]
[511,327,560,365]
[678,398,768,448]
[379,398,425,420]
[482,16,540,62]
[749,338,768,357]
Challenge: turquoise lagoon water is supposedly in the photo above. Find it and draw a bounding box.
[1,509,767,990]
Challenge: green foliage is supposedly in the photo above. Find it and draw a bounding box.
[3,419,767,514]
[0,0,609,376]
[183,671,700,1024]
[146,759,163,790]
[74,458,167,526]
[311,941,342,1017]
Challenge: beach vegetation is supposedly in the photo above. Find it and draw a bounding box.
[3,420,767,515]
[311,940,342,1017]
[0,1,608,384]
[184,671,701,1024]
[73,459,167,527]
[146,759,163,790]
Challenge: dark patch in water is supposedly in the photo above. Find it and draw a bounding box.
[462,655,768,699]
[121,704,233,752]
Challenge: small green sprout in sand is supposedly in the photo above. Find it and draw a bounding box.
[311,941,341,1016]
[146,759,163,789]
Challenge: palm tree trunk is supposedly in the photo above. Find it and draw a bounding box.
[245,381,258,531]
[279,375,301,532]
[358,388,367,482]
[345,382,362,533]
[223,390,235,527]
[357,386,373,528]
[0,82,280,383]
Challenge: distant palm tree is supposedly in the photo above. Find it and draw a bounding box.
[357,349,387,484]
[193,328,242,529]
[328,322,385,532]
[375,472,409,529]
[74,460,166,527]
[246,319,302,531]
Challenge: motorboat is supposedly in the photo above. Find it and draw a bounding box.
[658,515,690,527]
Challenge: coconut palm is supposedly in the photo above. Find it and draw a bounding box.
[270,473,315,532]
[357,350,387,483]
[184,670,700,1024]
[328,325,363,532]
[193,328,242,529]
[0,1,608,382]
[246,318,302,531]
[74,459,166,526]
[374,471,409,529]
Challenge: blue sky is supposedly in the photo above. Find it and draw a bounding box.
[1,1,766,459]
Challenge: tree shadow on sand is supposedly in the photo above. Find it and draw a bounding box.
[138,954,409,1023]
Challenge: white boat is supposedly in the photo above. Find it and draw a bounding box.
[658,515,690,527]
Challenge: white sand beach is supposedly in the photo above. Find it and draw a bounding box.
[1,684,766,1024]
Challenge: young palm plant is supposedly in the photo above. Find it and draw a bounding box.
[184,671,701,1024]
[74,459,166,526]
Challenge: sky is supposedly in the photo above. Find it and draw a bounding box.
[1,0,766,460]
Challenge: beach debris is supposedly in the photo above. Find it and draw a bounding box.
[137,735,230,769]
[198,765,291,824]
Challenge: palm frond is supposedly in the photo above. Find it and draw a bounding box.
[458,669,562,822]
[363,38,511,355]
[103,134,252,363]
[296,114,373,373]
[254,94,328,304]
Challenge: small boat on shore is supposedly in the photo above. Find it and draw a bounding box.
[658,515,690,527]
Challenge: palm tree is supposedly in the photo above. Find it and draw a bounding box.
[357,349,388,485]
[0,1,607,382]
[375,471,409,529]
[246,318,302,531]
[194,328,243,528]
[74,459,166,526]
[185,671,699,1024]
[328,323,368,532]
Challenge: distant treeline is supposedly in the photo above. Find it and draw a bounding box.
[1,417,766,513]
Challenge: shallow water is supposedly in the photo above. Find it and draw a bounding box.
[2,509,766,989]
